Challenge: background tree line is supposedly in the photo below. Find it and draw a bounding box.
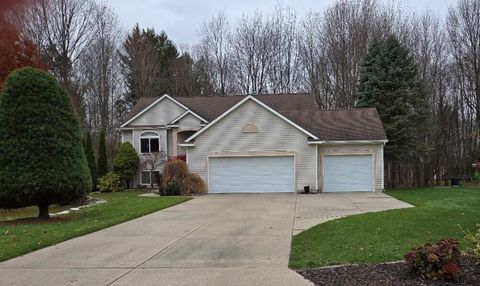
[1,0,479,188]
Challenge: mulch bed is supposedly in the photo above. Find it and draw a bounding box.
[298,256,480,286]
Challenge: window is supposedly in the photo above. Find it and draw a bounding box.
[140,132,160,153]
[141,171,161,185]
[141,171,151,185]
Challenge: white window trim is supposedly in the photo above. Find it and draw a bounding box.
[168,110,208,124]
[315,145,318,191]
[140,170,160,186]
[139,131,160,154]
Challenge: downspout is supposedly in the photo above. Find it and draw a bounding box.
[313,140,326,192]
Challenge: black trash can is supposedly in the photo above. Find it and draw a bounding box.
[451,178,460,186]
[304,186,310,193]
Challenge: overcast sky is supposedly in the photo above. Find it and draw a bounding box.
[104,0,456,47]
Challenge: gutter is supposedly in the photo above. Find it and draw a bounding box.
[308,140,388,145]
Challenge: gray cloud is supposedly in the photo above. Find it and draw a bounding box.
[104,0,455,46]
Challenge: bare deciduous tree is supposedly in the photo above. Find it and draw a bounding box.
[79,4,123,136]
[447,0,480,181]
[299,0,385,108]
[197,11,233,95]
[19,0,100,116]
[229,12,275,94]
[267,6,302,93]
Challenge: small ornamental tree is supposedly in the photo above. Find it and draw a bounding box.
[141,151,166,189]
[0,68,91,218]
[83,131,98,191]
[162,159,189,191]
[112,142,139,188]
[97,129,109,177]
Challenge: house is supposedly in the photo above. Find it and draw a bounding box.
[119,93,387,193]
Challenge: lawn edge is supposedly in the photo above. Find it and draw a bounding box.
[0,194,192,262]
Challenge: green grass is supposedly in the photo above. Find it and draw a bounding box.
[289,188,480,269]
[0,192,190,262]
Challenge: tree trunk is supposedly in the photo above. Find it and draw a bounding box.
[38,204,50,219]
[391,161,397,189]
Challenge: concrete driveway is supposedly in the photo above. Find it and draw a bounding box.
[0,193,411,286]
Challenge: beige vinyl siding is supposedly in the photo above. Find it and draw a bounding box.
[186,100,316,192]
[167,129,174,157]
[122,130,133,143]
[318,144,384,192]
[178,114,202,131]
[127,97,186,126]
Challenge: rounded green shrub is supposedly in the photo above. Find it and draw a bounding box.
[97,172,122,193]
[112,142,139,187]
[165,180,181,196]
[0,68,91,218]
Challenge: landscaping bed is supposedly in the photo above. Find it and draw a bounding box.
[298,255,480,286]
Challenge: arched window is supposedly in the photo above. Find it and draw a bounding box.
[140,131,160,154]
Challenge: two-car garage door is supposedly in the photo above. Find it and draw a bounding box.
[208,156,294,193]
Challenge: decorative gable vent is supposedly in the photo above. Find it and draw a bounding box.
[242,123,259,133]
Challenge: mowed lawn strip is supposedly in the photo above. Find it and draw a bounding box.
[289,188,480,269]
[0,191,190,262]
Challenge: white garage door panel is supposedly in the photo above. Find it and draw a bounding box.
[324,155,373,192]
[209,156,294,193]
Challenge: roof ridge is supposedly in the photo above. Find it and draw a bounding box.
[317,107,376,111]
[173,93,312,99]
[282,107,377,113]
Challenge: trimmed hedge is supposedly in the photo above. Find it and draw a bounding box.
[0,68,91,217]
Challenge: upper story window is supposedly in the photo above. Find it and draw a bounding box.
[140,132,160,154]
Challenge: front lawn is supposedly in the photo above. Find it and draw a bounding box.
[0,191,190,262]
[289,188,480,269]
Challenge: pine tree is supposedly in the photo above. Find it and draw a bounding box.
[119,25,178,108]
[357,35,429,186]
[83,131,98,191]
[0,68,91,218]
[97,129,108,178]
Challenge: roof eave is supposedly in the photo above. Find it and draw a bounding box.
[308,139,388,145]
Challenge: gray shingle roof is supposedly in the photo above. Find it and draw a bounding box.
[281,108,387,141]
[121,94,386,141]
[176,93,317,121]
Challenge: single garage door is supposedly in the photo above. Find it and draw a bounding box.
[208,156,294,193]
[323,155,373,192]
